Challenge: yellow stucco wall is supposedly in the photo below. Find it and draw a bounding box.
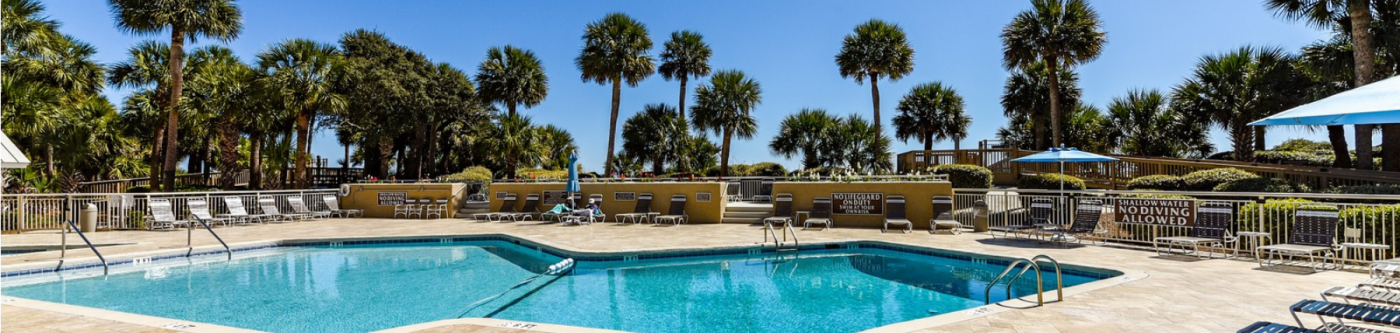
[773,181,954,229]
[340,183,465,218]
[489,182,727,223]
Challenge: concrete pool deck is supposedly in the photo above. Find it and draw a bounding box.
[0,218,1363,333]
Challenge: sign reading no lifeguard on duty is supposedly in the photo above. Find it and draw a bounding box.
[832,193,883,215]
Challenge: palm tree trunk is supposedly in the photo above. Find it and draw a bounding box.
[378,138,392,178]
[1045,59,1063,148]
[148,107,167,191]
[604,78,622,176]
[923,132,933,152]
[508,103,517,118]
[1357,125,1375,170]
[410,122,427,180]
[162,28,186,192]
[652,155,664,175]
[293,108,311,188]
[1327,126,1353,168]
[44,144,54,177]
[720,127,732,179]
[678,76,688,119]
[1254,127,1267,152]
[1232,122,1253,162]
[869,74,881,132]
[1383,124,1400,172]
[249,133,263,190]
[1033,117,1046,150]
[217,119,239,190]
[954,136,962,152]
[342,141,351,183]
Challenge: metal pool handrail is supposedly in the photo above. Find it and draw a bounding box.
[189,216,232,260]
[1032,254,1063,303]
[60,219,109,275]
[985,258,1043,306]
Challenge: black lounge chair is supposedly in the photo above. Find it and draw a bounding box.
[882,195,911,233]
[509,194,542,221]
[615,193,655,224]
[1236,321,1381,333]
[764,193,794,227]
[1290,299,1400,330]
[543,193,583,222]
[752,179,775,202]
[1036,200,1105,246]
[654,195,689,225]
[989,198,1053,238]
[1257,206,1340,271]
[930,196,961,234]
[804,197,833,230]
[1155,203,1236,259]
[474,194,525,222]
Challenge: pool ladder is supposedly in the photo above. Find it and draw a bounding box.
[59,219,109,275]
[763,220,799,252]
[984,254,1063,306]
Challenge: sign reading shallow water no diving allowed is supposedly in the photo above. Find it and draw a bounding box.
[1115,199,1196,226]
[832,193,883,215]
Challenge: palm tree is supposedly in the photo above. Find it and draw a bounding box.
[475,45,547,117]
[2,0,59,55]
[110,41,183,186]
[1001,0,1106,148]
[5,34,107,177]
[770,109,841,169]
[1107,89,1210,157]
[184,45,255,189]
[892,82,967,152]
[482,114,546,179]
[622,104,688,174]
[540,124,577,170]
[690,69,761,179]
[1172,46,1302,162]
[576,12,655,176]
[109,0,243,191]
[658,30,712,118]
[1060,103,1116,153]
[835,19,914,132]
[257,38,344,188]
[1000,61,1080,150]
[833,114,893,173]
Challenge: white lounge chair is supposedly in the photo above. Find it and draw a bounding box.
[187,198,234,227]
[221,196,270,224]
[147,199,191,230]
[258,197,302,222]
[289,196,331,220]
[321,196,363,218]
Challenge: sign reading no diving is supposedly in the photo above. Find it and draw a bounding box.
[378,192,407,206]
[832,193,883,215]
[1115,199,1196,226]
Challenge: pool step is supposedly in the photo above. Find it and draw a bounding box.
[723,202,772,224]
[457,201,490,218]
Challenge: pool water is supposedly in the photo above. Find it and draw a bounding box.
[1,241,1111,333]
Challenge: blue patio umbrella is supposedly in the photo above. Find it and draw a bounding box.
[1011,147,1118,191]
[1250,75,1400,126]
[566,151,580,206]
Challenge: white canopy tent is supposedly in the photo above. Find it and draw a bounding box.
[1,130,32,196]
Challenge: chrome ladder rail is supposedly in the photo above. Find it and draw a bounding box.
[1032,254,1064,303]
[763,221,799,251]
[984,258,1044,306]
[60,220,109,275]
[189,217,233,260]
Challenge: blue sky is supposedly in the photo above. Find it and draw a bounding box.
[44,0,1341,172]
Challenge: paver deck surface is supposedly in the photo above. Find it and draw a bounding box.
[0,217,1360,332]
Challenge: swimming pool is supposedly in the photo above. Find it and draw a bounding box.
[1,238,1118,333]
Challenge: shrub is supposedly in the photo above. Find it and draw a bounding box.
[439,166,493,182]
[1122,192,1195,200]
[929,164,993,188]
[788,167,852,178]
[704,164,752,177]
[1213,178,1310,193]
[1126,175,1184,191]
[1273,139,1331,152]
[1325,184,1400,195]
[1017,173,1086,190]
[747,162,788,177]
[1254,150,1333,167]
[1181,168,1258,191]
[1237,198,1336,234]
[515,168,568,180]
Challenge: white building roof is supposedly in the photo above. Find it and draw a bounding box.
[0,130,31,169]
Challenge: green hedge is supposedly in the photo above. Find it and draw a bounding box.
[439,166,493,182]
[747,162,788,177]
[930,164,993,188]
[1017,173,1086,190]
[1325,184,1400,195]
[1214,178,1310,193]
[1181,168,1258,191]
[1126,175,1184,191]
[1254,150,1333,167]
[789,167,852,178]
[516,168,568,180]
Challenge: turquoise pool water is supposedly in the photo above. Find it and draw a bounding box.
[1,240,1112,333]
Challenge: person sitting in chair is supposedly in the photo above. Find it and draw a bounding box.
[574,199,599,217]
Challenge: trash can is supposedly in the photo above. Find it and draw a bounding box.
[80,203,98,233]
[972,200,990,233]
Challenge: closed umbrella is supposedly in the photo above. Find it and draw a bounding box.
[1250,75,1400,126]
[1011,147,1118,192]
[566,151,580,207]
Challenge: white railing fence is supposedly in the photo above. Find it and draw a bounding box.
[1,189,338,231]
[952,189,1400,263]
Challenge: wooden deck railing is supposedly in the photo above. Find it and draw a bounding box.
[897,149,1400,190]
[74,168,365,193]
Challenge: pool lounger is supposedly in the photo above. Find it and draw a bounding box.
[1035,199,1106,247]
[653,195,689,225]
[929,196,961,235]
[1154,203,1237,259]
[1237,321,1385,333]
[1290,299,1400,329]
[988,198,1053,239]
[1322,286,1400,307]
[882,195,911,233]
[1257,208,1340,271]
